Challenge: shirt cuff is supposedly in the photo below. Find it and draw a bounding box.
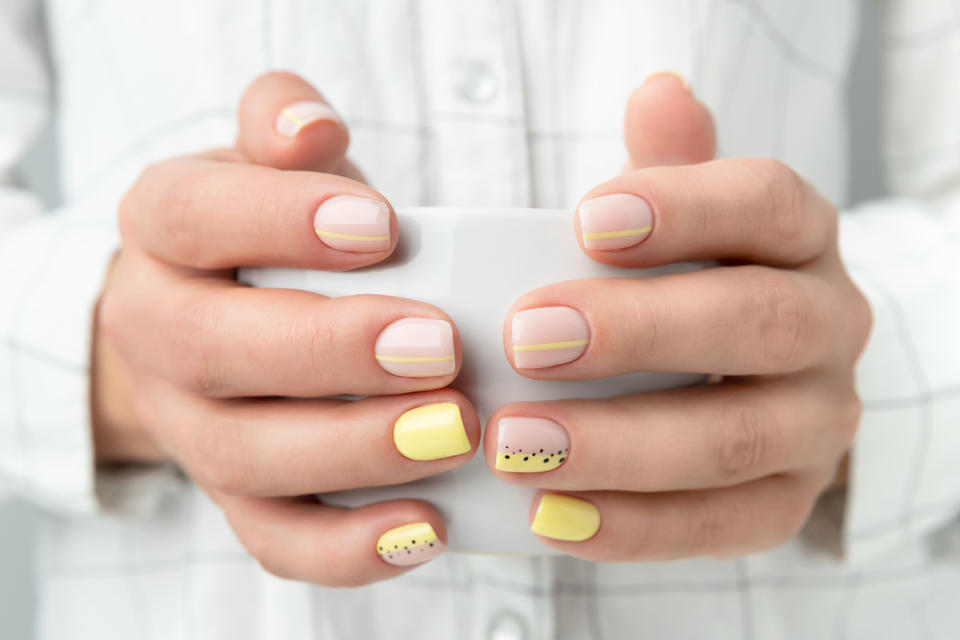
[838,199,960,565]
[0,203,141,516]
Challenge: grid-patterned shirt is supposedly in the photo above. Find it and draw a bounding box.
[1,1,959,638]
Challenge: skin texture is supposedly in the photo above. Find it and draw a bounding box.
[92,72,481,586]
[486,73,870,560]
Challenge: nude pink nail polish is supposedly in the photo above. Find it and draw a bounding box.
[375,318,456,377]
[577,193,653,250]
[496,417,569,472]
[511,306,589,369]
[275,100,341,138]
[313,195,391,253]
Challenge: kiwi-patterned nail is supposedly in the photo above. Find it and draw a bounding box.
[495,417,569,473]
[376,522,445,566]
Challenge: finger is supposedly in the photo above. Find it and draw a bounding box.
[146,386,478,497]
[237,70,350,173]
[623,72,716,170]
[485,375,859,491]
[526,472,827,560]
[573,157,837,266]
[216,494,447,586]
[504,266,836,377]
[111,263,462,397]
[120,156,397,270]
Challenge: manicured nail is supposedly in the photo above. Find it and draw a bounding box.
[496,417,569,473]
[530,494,601,542]
[577,194,653,251]
[313,195,391,253]
[511,306,589,369]
[377,522,445,566]
[375,318,455,377]
[275,100,341,137]
[394,402,470,461]
[643,70,691,92]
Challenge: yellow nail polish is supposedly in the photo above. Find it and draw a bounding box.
[394,402,470,461]
[376,522,445,566]
[530,494,601,542]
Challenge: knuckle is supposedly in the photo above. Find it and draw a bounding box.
[622,293,659,362]
[97,291,125,345]
[170,296,227,395]
[847,285,874,358]
[189,419,250,496]
[305,314,339,386]
[837,389,863,445]
[774,491,817,547]
[242,532,293,581]
[684,493,729,554]
[745,269,814,370]
[158,164,214,266]
[117,163,160,241]
[716,400,770,480]
[763,159,808,248]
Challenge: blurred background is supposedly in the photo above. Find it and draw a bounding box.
[0,3,886,638]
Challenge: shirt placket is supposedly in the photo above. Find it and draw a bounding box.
[412,0,532,207]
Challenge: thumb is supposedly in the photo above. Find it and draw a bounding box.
[623,72,716,171]
[236,70,351,173]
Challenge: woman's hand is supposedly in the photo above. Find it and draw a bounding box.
[93,72,479,584]
[486,74,872,559]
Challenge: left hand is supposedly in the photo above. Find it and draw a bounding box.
[485,73,873,560]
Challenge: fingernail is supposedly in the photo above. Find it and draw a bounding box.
[314,195,391,253]
[275,100,341,137]
[643,70,691,92]
[375,318,455,377]
[377,522,445,566]
[577,194,653,251]
[511,306,589,369]
[394,402,470,461]
[496,417,569,473]
[530,494,601,542]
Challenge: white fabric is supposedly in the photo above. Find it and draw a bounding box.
[1,0,958,638]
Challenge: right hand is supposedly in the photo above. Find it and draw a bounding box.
[93,72,479,586]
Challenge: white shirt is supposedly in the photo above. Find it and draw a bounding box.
[2,1,959,638]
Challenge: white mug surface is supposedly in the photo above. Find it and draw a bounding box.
[239,207,705,555]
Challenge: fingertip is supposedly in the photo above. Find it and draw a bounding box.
[238,70,350,172]
[624,72,716,167]
[361,500,448,571]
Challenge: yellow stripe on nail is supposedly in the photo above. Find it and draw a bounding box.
[281,107,305,129]
[375,354,455,363]
[513,339,589,352]
[582,226,652,240]
[314,229,391,242]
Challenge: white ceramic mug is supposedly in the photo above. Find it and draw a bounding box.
[240,207,704,555]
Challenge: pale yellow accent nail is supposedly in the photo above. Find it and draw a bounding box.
[394,402,470,461]
[314,229,392,242]
[582,226,652,240]
[530,494,600,542]
[513,339,589,352]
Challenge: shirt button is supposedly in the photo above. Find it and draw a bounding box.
[487,610,528,640]
[457,61,499,104]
